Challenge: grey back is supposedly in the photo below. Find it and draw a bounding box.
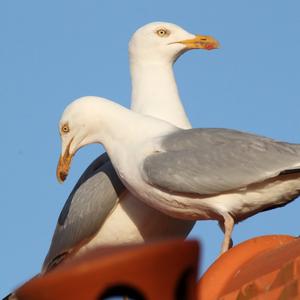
[143,128,300,195]
[43,153,125,271]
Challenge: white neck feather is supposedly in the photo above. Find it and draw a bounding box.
[130,60,191,129]
[90,100,176,160]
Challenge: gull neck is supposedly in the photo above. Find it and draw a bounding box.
[130,59,191,130]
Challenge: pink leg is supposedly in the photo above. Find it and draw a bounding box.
[219,214,235,254]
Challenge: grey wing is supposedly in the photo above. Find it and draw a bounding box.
[43,152,125,271]
[143,128,300,195]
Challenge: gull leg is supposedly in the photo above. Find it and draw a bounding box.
[219,214,235,254]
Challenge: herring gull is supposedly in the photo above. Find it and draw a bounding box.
[57,96,300,254]
[42,22,219,271]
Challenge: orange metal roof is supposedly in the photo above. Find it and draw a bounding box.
[10,235,300,299]
[15,239,199,300]
[198,235,300,299]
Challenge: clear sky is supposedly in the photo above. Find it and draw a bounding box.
[1,0,300,296]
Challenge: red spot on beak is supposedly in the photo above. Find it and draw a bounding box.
[205,44,214,50]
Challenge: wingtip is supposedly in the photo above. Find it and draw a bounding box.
[2,293,17,300]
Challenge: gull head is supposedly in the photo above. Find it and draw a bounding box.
[56,96,108,183]
[129,21,219,63]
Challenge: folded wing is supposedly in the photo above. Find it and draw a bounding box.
[43,153,125,271]
[143,128,300,195]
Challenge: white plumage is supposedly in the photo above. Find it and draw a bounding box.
[57,96,300,254]
[43,22,218,270]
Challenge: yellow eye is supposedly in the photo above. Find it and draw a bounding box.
[61,124,69,133]
[156,28,169,37]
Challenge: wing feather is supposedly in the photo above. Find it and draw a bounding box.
[143,128,300,195]
[43,153,125,271]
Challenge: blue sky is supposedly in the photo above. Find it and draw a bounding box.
[1,0,300,296]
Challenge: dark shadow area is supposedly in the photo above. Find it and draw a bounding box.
[175,266,196,300]
[99,284,145,300]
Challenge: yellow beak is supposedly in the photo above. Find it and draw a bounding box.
[56,139,73,183]
[177,35,219,50]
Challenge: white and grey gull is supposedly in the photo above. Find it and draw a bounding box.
[42,22,219,271]
[57,96,300,254]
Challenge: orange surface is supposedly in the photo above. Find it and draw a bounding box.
[13,234,300,299]
[198,235,300,300]
[16,239,199,300]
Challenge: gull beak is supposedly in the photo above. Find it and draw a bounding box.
[56,139,74,183]
[176,35,219,50]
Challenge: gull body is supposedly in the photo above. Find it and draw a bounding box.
[43,22,219,271]
[58,97,300,254]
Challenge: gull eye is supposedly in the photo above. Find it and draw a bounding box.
[156,28,169,37]
[61,124,70,133]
